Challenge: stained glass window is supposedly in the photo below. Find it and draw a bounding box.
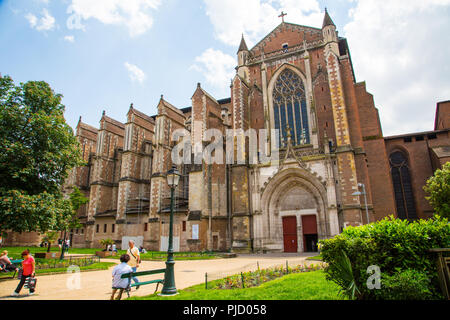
[389,151,417,220]
[273,69,310,147]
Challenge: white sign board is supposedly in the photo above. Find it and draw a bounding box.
[160,236,180,252]
[121,236,144,250]
[192,224,199,240]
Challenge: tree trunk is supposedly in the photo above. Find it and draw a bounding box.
[47,243,51,253]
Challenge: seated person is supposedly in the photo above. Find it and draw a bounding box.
[138,246,147,253]
[0,251,18,272]
[111,254,133,300]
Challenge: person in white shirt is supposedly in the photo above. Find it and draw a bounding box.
[111,254,133,300]
[127,240,141,290]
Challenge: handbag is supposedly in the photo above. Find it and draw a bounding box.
[25,277,37,290]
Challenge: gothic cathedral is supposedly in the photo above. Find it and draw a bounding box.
[12,10,445,252]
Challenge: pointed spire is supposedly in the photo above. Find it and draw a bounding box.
[237,34,249,53]
[130,103,134,109]
[322,7,335,28]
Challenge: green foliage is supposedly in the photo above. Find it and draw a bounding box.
[65,186,89,231]
[100,238,115,250]
[0,75,83,234]
[424,162,450,218]
[69,186,89,212]
[0,190,73,233]
[375,269,434,300]
[331,250,361,300]
[320,216,450,300]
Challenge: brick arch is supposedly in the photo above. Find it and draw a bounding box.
[387,145,410,160]
[254,167,330,251]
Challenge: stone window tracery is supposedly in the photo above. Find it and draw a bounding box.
[389,151,417,220]
[273,69,310,147]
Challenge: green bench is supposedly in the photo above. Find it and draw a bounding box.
[121,268,166,298]
[5,259,22,279]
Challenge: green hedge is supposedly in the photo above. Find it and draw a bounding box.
[320,215,450,300]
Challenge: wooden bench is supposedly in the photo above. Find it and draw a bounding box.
[121,268,166,298]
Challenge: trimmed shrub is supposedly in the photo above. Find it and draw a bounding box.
[376,269,434,300]
[320,215,449,300]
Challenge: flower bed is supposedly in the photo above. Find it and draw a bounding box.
[212,263,325,290]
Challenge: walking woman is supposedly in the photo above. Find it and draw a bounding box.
[11,250,36,297]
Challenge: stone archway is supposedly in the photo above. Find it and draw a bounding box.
[254,167,330,253]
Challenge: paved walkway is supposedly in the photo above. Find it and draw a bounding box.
[0,254,317,300]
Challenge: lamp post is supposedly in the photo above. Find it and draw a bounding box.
[352,183,370,225]
[59,229,67,260]
[161,165,181,296]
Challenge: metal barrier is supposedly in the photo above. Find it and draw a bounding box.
[34,255,100,270]
[204,260,325,290]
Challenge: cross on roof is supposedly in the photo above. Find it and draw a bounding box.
[278,11,287,23]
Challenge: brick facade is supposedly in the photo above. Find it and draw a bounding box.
[5,12,449,252]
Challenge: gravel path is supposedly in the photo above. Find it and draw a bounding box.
[0,254,316,300]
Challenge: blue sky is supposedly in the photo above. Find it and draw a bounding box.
[1,0,449,136]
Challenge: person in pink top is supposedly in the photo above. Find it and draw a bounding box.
[11,250,36,297]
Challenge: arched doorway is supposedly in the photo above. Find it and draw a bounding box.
[256,167,331,253]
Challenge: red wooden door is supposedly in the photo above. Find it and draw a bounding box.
[302,215,318,252]
[282,216,298,253]
[302,215,318,235]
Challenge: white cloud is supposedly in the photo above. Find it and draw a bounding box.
[124,62,147,84]
[64,35,75,42]
[25,9,55,31]
[203,0,323,47]
[344,0,450,135]
[25,13,38,28]
[66,0,161,37]
[190,48,236,95]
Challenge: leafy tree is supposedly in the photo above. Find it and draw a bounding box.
[0,75,83,234]
[100,238,115,251]
[70,186,89,212]
[65,186,89,232]
[424,162,450,218]
[42,231,59,253]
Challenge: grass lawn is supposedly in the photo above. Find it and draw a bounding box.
[0,246,98,259]
[0,262,116,280]
[306,255,323,261]
[108,251,219,261]
[1,247,218,261]
[129,270,344,300]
